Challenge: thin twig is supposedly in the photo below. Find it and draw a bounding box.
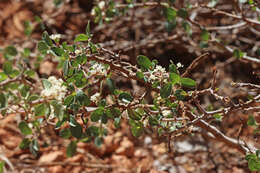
[181,52,210,77]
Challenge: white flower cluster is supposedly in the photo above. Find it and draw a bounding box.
[98,1,105,9]
[176,62,184,68]
[75,49,82,55]
[162,110,172,117]
[50,34,61,40]
[6,105,19,114]
[90,93,101,103]
[41,76,67,101]
[89,63,108,76]
[91,1,106,16]
[148,65,166,82]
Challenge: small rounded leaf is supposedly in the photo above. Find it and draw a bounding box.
[180,77,196,88]
[18,121,32,135]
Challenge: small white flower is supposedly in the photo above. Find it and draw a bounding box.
[154,65,166,74]
[177,62,184,68]
[89,63,107,76]
[41,76,67,101]
[28,123,33,128]
[91,8,96,16]
[162,110,171,117]
[90,93,101,103]
[75,49,82,55]
[98,1,105,9]
[50,34,61,40]
[149,74,157,81]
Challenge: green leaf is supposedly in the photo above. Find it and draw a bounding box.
[42,79,52,89]
[0,161,4,173]
[23,48,31,57]
[54,0,63,6]
[94,137,103,147]
[169,73,180,85]
[18,121,32,135]
[160,83,172,98]
[69,115,82,139]
[127,109,142,120]
[59,128,71,139]
[177,8,188,19]
[50,100,64,119]
[29,139,39,157]
[169,63,177,73]
[114,117,121,128]
[182,21,192,35]
[63,60,69,76]
[75,90,88,106]
[9,70,19,78]
[34,103,48,116]
[149,116,159,126]
[119,92,133,103]
[51,47,64,56]
[42,31,53,46]
[256,150,260,158]
[64,95,74,106]
[246,153,260,171]
[74,34,89,42]
[136,71,144,80]
[137,55,152,70]
[91,107,104,122]
[201,29,209,41]
[233,49,245,59]
[86,21,91,37]
[76,54,87,64]
[169,0,176,4]
[163,7,177,21]
[27,95,39,102]
[24,20,33,36]
[257,48,260,56]
[180,77,196,87]
[55,119,65,129]
[19,138,31,149]
[0,72,8,82]
[106,78,116,94]
[3,61,12,75]
[174,89,187,100]
[24,70,35,77]
[213,114,223,121]
[66,141,77,157]
[129,119,143,137]
[101,114,108,124]
[248,0,254,4]
[19,84,30,98]
[199,41,209,48]
[0,93,7,109]
[4,46,18,57]
[165,20,177,33]
[86,126,99,137]
[89,42,97,53]
[247,115,257,126]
